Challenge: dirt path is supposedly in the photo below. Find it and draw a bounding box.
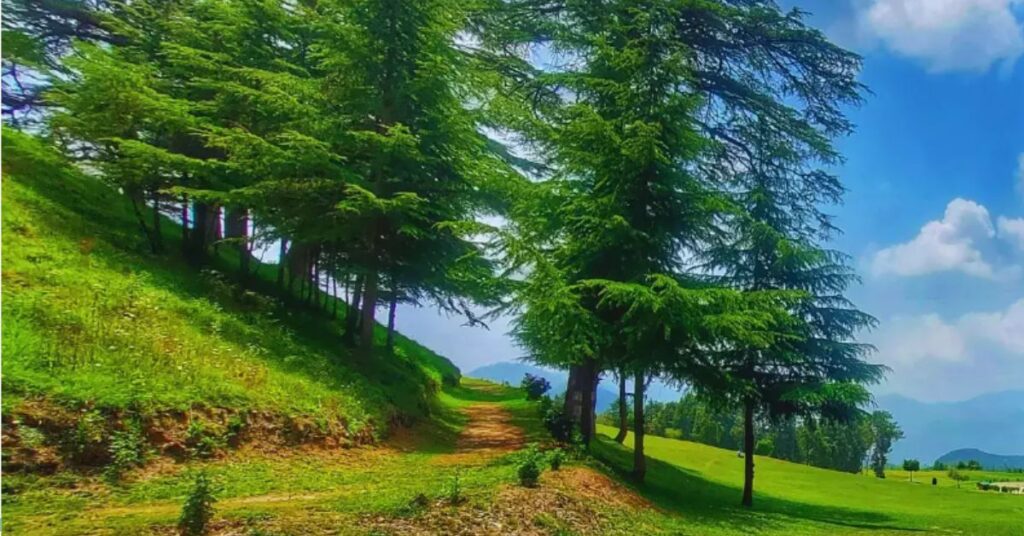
[432,402,526,465]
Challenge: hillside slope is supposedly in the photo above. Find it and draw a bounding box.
[2,131,459,469]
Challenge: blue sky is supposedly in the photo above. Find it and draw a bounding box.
[394,0,1024,403]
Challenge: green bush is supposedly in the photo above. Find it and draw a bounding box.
[521,373,551,401]
[517,445,543,487]
[178,472,216,536]
[549,449,564,471]
[542,404,574,443]
[185,420,223,459]
[103,419,147,483]
[444,469,464,505]
[664,427,683,440]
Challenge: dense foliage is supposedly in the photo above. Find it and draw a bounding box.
[3,0,884,509]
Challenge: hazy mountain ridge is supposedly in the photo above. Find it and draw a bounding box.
[935,448,1024,470]
[876,390,1024,464]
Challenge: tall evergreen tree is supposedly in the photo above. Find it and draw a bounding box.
[701,117,885,507]
[320,0,509,352]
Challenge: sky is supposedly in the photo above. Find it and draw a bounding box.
[392,0,1024,403]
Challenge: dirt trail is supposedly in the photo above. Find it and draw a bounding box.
[432,402,526,465]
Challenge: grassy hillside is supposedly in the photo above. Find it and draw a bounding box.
[594,424,1024,535]
[2,130,458,450]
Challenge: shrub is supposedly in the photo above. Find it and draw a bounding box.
[549,449,564,471]
[664,427,683,440]
[178,472,216,536]
[185,419,222,459]
[63,410,107,463]
[521,373,551,401]
[444,469,464,505]
[225,414,246,446]
[517,445,543,487]
[542,405,574,443]
[104,419,147,483]
[755,437,774,456]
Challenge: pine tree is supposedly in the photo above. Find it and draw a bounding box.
[701,116,885,507]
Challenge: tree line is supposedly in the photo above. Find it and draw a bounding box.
[3,0,885,507]
[600,393,904,477]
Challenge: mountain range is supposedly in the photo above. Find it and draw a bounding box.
[934,448,1024,470]
[875,390,1024,464]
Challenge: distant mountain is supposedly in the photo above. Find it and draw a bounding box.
[875,390,1024,464]
[935,448,1024,470]
[468,361,683,411]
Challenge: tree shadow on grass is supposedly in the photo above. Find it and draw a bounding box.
[590,436,926,534]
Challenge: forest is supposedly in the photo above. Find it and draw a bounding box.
[4,0,889,515]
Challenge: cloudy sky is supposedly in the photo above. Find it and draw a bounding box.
[393,0,1024,403]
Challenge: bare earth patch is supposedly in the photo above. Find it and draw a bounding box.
[432,403,526,465]
[365,467,651,535]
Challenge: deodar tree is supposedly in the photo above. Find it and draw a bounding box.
[494,0,884,489]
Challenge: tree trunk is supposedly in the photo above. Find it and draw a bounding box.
[359,269,378,351]
[332,277,339,319]
[129,190,160,254]
[180,194,190,247]
[742,398,755,508]
[633,372,646,482]
[189,202,211,263]
[614,373,628,443]
[277,239,288,288]
[211,205,223,254]
[386,293,398,352]
[224,207,250,278]
[344,275,363,346]
[576,359,599,447]
[564,365,583,424]
[151,190,163,253]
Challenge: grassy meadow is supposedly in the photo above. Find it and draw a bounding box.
[594,424,1024,535]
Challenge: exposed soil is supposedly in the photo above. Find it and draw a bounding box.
[432,403,526,466]
[364,467,652,536]
[1,398,376,474]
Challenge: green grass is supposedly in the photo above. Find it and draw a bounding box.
[1,129,457,431]
[1,379,546,535]
[593,424,1024,535]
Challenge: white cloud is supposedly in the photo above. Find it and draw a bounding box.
[875,314,968,364]
[997,216,1024,250]
[871,198,997,278]
[873,299,1024,366]
[960,299,1024,353]
[857,0,1024,72]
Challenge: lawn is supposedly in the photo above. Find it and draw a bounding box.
[594,424,1024,535]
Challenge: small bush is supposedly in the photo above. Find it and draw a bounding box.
[185,419,222,459]
[542,405,574,443]
[63,410,107,462]
[664,427,683,440]
[179,472,216,536]
[225,414,246,446]
[517,445,543,487]
[521,373,551,401]
[103,419,147,483]
[549,449,564,471]
[444,469,464,505]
